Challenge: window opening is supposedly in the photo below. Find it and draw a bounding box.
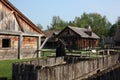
[2,39,11,48]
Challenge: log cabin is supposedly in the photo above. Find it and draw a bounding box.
[57,26,100,49]
[0,0,45,60]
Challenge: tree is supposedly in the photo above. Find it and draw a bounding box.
[48,16,68,30]
[108,24,117,37]
[116,17,120,25]
[47,13,111,36]
[72,13,111,36]
[37,24,43,30]
[108,17,120,37]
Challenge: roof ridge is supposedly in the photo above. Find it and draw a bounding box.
[68,26,86,30]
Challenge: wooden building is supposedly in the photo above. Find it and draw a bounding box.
[0,0,45,60]
[57,26,100,49]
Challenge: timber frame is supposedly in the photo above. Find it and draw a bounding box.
[0,0,45,60]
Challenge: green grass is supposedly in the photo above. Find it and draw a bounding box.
[40,49,56,57]
[0,59,30,80]
[41,49,102,59]
[0,49,108,80]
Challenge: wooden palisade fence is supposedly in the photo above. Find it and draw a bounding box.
[12,53,120,80]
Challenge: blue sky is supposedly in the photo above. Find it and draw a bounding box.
[9,0,120,30]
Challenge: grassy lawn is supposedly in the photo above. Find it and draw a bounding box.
[41,49,102,59]
[40,49,56,57]
[0,59,30,80]
[0,49,105,80]
[0,50,55,80]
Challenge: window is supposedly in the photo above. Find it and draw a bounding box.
[2,39,11,48]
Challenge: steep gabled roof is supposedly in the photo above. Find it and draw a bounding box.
[0,0,45,36]
[68,26,100,39]
[58,26,100,39]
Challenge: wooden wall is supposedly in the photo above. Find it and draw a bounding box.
[0,1,39,33]
[22,36,37,58]
[0,35,18,60]
[0,35,38,60]
[78,39,99,49]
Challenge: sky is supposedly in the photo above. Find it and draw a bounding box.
[9,0,120,30]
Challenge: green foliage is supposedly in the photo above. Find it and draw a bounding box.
[48,16,68,30]
[47,13,111,36]
[108,17,120,37]
[116,17,120,25]
[108,24,117,37]
[71,13,111,36]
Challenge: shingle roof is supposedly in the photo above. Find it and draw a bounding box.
[44,30,61,37]
[68,26,100,39]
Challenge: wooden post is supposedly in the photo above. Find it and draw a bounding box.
[107,49,110,55]
[18,34,22,59]
[37,36,41,58]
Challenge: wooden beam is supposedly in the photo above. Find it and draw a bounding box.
[0,30,22,36]
[37,36,41,58]
[18,34,22,59]
[14,12,24,32]
[23,33,42,37]
[0,30,42,37]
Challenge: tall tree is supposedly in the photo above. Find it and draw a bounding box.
[48,16,68,30]
[108,17,120,37]
[116,17,120,25]
[73,13,111,36]
[108,24,117,37]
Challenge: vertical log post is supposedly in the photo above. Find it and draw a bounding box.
[18,34,22,59]
[37,36,41,58]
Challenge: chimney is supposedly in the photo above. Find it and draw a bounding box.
[85,26,92,36]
